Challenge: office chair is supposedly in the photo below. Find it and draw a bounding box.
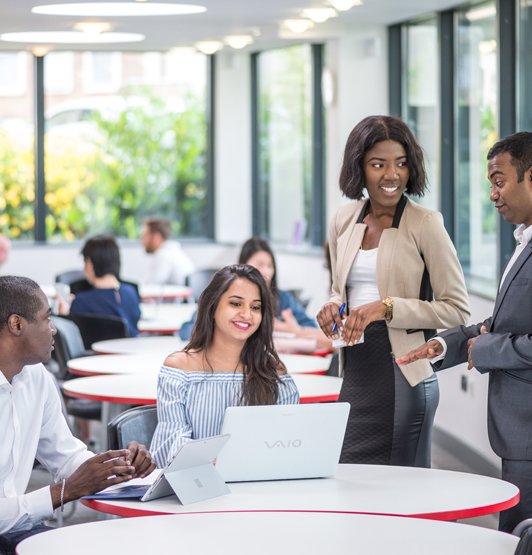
[108,406,158,450]
[186,269,218,302]
[56,271,92,295]
[326,352,340,377]
[64,312,130,351]
[514,522,532,555]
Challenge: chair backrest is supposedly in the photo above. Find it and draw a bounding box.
[186,269,218,302]
[69,278,94,295]
[65,312,130,351]
[56,270,86,285]
[51,316,90,379]
[121,280,140,299]
[515,526,532,555]
[326,352,340,377]
[108,406,158,450]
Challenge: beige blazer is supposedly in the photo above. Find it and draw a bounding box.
[326,196,470,387]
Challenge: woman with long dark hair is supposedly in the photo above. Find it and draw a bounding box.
[317,115,470,467]
[151,264,299,467]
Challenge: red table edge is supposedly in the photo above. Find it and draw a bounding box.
[62,390,157,405]
[81,492,519,521]
[67,368,327,378]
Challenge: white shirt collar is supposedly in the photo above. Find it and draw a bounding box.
[513,224,532,246]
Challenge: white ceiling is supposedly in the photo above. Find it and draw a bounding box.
[0,0,463,51]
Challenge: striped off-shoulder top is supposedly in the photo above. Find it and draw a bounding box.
[151,366,300,467]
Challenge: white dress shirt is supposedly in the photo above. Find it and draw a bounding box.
[0,364,92,534]
[144,241,195,286]
[432,224,532,361]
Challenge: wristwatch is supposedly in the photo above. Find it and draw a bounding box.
[382,297,393,321]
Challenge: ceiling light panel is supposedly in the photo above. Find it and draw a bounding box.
[224,35,253,49]
[0,32,145,44]
[32,3,207,17]
[330,0,363,10]
[302,8,337,23]
[284,19,314,33]
[195,41,223,54]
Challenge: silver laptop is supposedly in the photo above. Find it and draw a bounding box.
[215,403,350,482]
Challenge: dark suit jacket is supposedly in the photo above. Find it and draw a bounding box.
[435,241,532,460]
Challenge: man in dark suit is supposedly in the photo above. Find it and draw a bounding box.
[396,131,532,533]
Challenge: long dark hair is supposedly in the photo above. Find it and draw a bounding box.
[339,115,427,200]
[238,237,279,305]
[185,264,285,405]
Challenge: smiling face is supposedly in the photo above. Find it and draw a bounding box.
[245,251,275,288]
[363,140,409,210]
[213,278,262,344]
[23,289,57,365]
[488,152,532,228]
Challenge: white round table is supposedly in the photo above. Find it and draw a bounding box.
[139,284,192,301]
[62,373,342,404]
[80,464,519,522]
[68,353,330,377]
[137,302,197,334]
[91,336,187,355]
[17,512,519,555]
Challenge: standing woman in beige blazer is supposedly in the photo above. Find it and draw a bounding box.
[317,116,470,467]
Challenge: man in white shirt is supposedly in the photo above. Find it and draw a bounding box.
[141,218,195,285]
[0,276,156,553]
[396,132,532,533]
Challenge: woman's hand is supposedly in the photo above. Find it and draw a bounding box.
[341,301,387,346]
[317,303,343,340]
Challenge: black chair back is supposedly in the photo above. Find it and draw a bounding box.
[108,406,158,450]
[68,279,93,295]
[51,316,91,379]
[515,527,532,555]
[186,269,218,302]
[326,352,340,377]
[65,312,130,351]
[56,270,86,285]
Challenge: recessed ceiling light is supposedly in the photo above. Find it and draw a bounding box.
[224,35,253,49]
[0,31,145,44]
[465,5,496,21]
[195,41,223,55]
[32,3,207,17]
[284,19,314,33]
[330,0,363,10]
[73,22,113,35]
[302,8,338,23]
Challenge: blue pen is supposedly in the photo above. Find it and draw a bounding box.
[332,303,346,333]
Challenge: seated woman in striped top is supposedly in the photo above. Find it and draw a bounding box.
[151,264,300,467]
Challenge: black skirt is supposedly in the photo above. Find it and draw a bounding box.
[338,320,439,467]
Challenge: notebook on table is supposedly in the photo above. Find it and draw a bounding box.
[215,403,350,483]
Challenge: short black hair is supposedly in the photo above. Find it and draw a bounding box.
[487,132,532,182]
[0,276,43,332]
[339,115,427,200]
[81,235,121,279]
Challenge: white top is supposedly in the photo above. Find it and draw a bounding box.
[151,367,300,467]
[16,511,520,555]
[433,223,532,361]
[346,248,380,309]
[144,241,195,286]
[0,364,92,534]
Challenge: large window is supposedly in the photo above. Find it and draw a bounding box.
[44,49,207,241]
[256,45,313,245]
[405,18,439,212]
[455,2,498,296]
[0,52,35,240]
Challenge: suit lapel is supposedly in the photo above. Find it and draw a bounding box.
[492,242,532,323]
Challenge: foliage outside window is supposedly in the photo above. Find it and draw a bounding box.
[0,49,208,242]
[258,45,312,244]
[455,2,498,297]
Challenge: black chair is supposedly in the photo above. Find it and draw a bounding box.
[186,269,218,302]
[64,312,130,351]
[56,271,92,295]
[108,406,158,450]
[514,521,532,555]
[50,316,102,423]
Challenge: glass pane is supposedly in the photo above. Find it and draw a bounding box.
[405,18,439,211]
[0,51,35,240]
[518,0,532,131]
[455,2,498,296]
[44,49,207,241]
[258,45,312,244]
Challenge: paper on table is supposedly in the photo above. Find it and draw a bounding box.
[332,320,364,348]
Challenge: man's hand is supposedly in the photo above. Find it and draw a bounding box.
[274,308,301,334]
[317,303,343,340]
[467,325,488,370]
[396,339,444,366]
[125,441,156,479]
[341,301,387,346]
[51,449,136,509]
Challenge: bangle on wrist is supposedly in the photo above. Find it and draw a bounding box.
[382,297,393,321]
[60,479,66,512]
